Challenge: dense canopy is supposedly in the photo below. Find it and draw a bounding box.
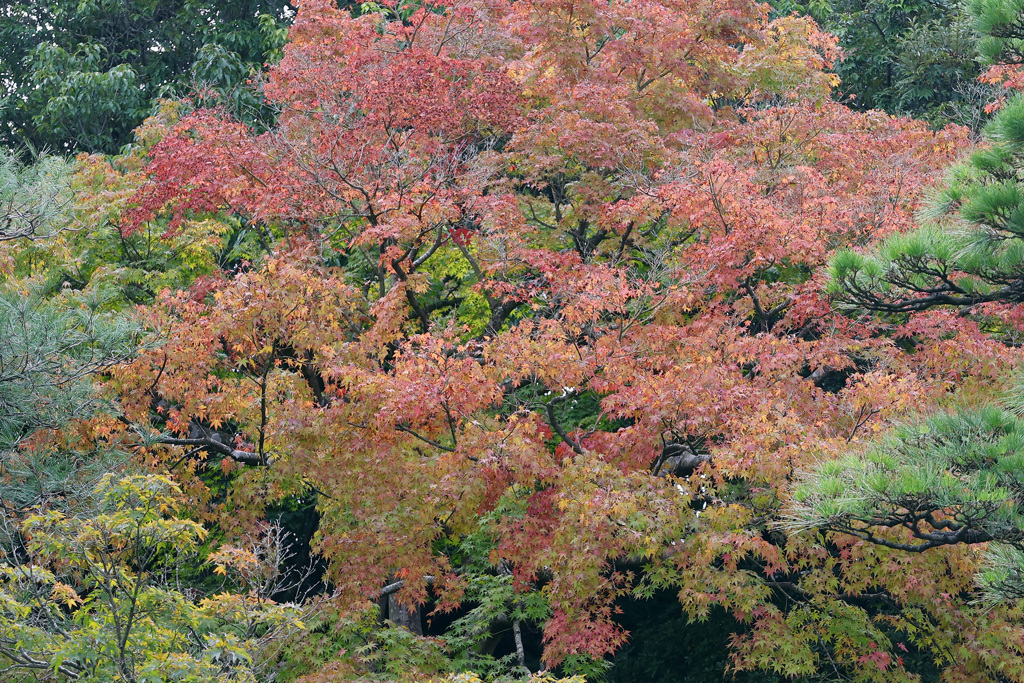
[3,0,1024,682]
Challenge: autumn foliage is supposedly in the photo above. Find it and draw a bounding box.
[6,0,1024,680]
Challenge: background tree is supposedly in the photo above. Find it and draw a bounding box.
[0,0,291,154]
[772,0,987,125]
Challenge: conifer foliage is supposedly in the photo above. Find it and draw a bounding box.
[792,0,1024,621]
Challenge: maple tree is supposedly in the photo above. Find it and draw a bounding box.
[105,0,1020,677]
[4,0,1024,680]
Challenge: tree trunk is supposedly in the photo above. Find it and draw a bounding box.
[387,593,423,635]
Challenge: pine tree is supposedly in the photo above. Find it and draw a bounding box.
[794,0,1024,606]
[0,286,135,527]
[831,0,1024,312]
